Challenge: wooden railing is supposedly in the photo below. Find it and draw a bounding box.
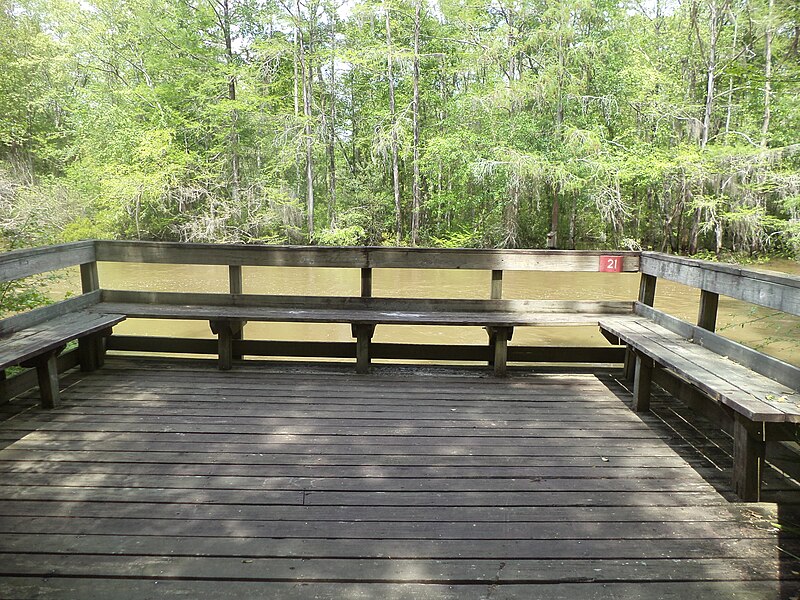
[634,252,800,405]
[0,241,101,400]
[2,240,798,401]
[92,241,639,366]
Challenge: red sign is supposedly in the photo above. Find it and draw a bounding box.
[599,255,623,273]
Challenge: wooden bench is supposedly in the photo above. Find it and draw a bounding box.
[0,292,125,408]
[92,290,633,375]
[598,253,800,501]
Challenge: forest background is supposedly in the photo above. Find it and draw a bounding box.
[1,0,799,257]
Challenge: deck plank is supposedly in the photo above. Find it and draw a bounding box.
[0,358,798,599]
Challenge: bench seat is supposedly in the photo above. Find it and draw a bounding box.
[0,311,125,408]
[599,314,800,501]
[0,312,125,370]
[90,291,634,375]
[599,316,800,422]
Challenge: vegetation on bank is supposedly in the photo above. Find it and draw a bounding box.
[0,0,799,256]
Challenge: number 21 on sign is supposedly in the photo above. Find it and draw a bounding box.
[599,255,623,273]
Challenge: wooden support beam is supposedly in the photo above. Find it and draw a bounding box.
[229,265,244,360]
[491,270,503,300]
[78,335,99,372]
[697,289,719,332]
[732,413,765,502]
[361,268,373,298]
[209,320,242,371]
[79,261,103,370]
[493,327,512,377]
[632,353,653,412]
[623,347,635,382]
[353,324,375,374]
[638,273,657,307]
[35,352,60,409]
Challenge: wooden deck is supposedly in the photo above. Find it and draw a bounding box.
[1,359,800,599]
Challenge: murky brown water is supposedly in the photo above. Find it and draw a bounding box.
[47,258,800,366]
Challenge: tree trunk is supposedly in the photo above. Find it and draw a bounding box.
[724,8,739,136]
[411,1,422,245]
[297,0,315,240]
[327,10,337,229]
[761,0,774,147]
[701,0,719,148]
[219,0,240,203]
[386,5,401,244]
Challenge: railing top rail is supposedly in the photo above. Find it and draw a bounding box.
[0,241,96,283]
[94,240,641,272]
[641,252,800,316]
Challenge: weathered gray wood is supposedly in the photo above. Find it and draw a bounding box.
[635,302,800,389]
[353,324,374,374]
[35,352,60,409]
[77,334,99,372]
[600,316,799,422]
[0,241,95,283]
[641,252,800,315]
[79,263,102,371]
[491,269,503,299]
[638,273,657,306]
[94,240,641,271]
[632,353,653,412]
[2,577,795,600]
[0,311,125,370]
[0,350,79,405]
[697,289,719,331]
[493,327,510,377]
[98,289,634,316]
[733,414,765,502]
[623,347,635,381]
[0,290,101,336]
[361,267,372,297]
[228,266,244,360]
[209,320,242,371]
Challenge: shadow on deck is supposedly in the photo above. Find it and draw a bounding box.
[1,357,800,599]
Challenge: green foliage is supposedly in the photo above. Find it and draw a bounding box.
[0,0,798,257]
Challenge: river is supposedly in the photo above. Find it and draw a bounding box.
[46,257,800,367]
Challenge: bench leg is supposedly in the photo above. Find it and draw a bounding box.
[493,327,511,377]
[623,346,635,382]
[733,414,765,502]
[218,326,233,371]
[632,353,653,412]
[232,320,245,360]
[210,320,233,371]
[353,325,374,374]
[485,327,496,367]
[210,320,245,371]
[78,335,100,372]
[36,353,60,409]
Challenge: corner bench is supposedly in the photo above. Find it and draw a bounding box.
[599,304,800,501]
[0,293,125,408]
[91,290,633,376]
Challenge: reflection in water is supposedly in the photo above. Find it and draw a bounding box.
[45,259,800,366]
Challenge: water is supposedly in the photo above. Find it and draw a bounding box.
[46,258,800,366]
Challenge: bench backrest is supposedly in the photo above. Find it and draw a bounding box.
[0,241,101,335]
[637,253,800,389]
[93,241,641,312]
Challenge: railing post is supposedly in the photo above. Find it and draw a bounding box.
[487,270,504,369]
[354,269,374,373]
[79,261,102,371]
[623,273,657,381]
[638,273,657,307]
[490,270,503,300]
[229,265,244,360]
[697,289,719,332]
[361,268,372,298]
